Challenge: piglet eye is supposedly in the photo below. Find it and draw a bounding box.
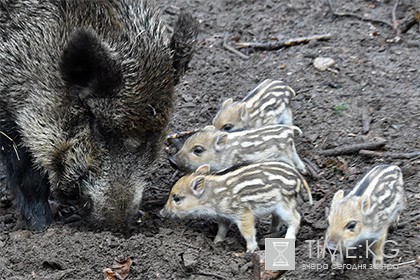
[346,221,357,231]
[221,124,233,131]
[192,145,205,156]
[173,194,184,203]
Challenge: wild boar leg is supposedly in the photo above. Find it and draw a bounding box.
[0,140,52,230]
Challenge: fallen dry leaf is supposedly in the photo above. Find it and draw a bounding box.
[103,268,123,280]
[103,257,136,280]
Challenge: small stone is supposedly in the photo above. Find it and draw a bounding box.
[182,250,198,269]
[229,261,240,275]
[44,228,60,237]
[313,219,328,230]
[240,261,253,274]
[9,230,32,240]
[158,227,173,235]
[314,57,335,71]
[308,133,319,142]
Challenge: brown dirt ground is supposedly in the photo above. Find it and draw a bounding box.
[0,0,419,279]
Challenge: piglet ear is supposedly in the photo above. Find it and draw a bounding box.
[331,190,344,205]
[239,103,248,120]
[60,29,122,100]
[215,132,228,152]
[195,164,210,175]
[325,206,330,217]
[203,125,216,131]
[222,98,233,109]
[190,176,206,197]
[359,196,371,213]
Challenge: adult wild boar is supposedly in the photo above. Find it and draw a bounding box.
[0,0,197,231]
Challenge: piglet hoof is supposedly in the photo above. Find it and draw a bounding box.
[64,214,81,224]
[243,251,253,259]
[245,245,260,255]
[372,257,383,269]
[331,268,344,276]
[244,247,259,260]
[299,166,308,175]
[213,236,225,244]
[331,255,343,269]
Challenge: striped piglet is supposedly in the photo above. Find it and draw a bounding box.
[160,162,313,252]
[325,165,406,267]
[212,79,295,131]
[170,124,307,174]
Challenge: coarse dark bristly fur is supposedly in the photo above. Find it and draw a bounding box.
[0,0,198,232]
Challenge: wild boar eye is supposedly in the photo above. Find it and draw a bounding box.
[172,194,184,203]
[345,221,357,231]
[192,145,205,156]
[221,124,234,131]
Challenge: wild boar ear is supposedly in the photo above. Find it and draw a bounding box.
[331,190,344,205]
[60,29,122,100]
[190,176,206,197]
[239,103,248,120]
[359,196,371,213]
[195,164,210,175]
[215,132,228,151]
[170,11,198,84]
[222,98,233,109]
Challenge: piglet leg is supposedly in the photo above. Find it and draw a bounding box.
[237,207,258,252]
[372,231,387,268]
[214,219,230,243]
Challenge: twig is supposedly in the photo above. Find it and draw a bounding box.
[235,33,332,50]
[394,260,416,267]
[361,108,372,134]
[303,158,320,179]
[359,149,420,159]
[0,131,20,161]
[400,11,420,33]
[166,128,200,140]
[391,0,401,38]
[169,170,180,182]
[397,213,420,228]
[197,271,229,280]
[180,223,190,237]
[326,0,393,29]
[318,137,387,156]
[223,33,250,60]
[179,240,201,250]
